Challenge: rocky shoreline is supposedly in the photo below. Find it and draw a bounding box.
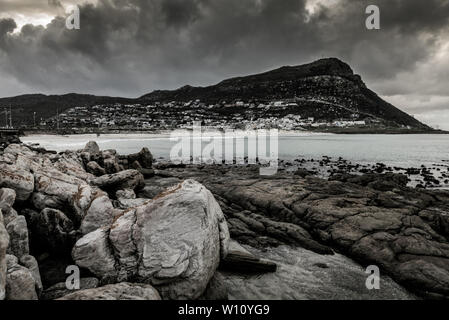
[274,157,449,189]
[1,141,448,300]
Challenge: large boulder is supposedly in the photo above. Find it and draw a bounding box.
[73,180,230,299]
[72,228,117,281]
[82,141,100,154]
[58,282,161,300]
[79,192,122,235]
[128,148,153,169]
[33,169,86,209]
[0,164,34,201]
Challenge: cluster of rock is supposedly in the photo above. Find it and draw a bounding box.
[0,132,20,152]
[0,188,42,300]
[0,142,230,300]
[2,140,449,300]
[147,164,449,299]
[277,157,449,189]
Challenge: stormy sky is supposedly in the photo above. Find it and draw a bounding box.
[0,0,448,129]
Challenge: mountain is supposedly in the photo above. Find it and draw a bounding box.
[141,58,429,130]
[0,58,432,131]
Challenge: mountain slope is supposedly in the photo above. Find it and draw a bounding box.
[0,58,432,130]
[141,58,429,129]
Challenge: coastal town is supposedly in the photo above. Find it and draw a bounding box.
[32,99,387,133]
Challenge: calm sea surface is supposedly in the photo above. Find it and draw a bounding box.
[21,133,449,168]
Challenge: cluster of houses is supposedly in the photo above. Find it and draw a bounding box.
[43,99,370,131]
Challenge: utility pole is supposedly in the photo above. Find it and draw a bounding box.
[9,105,12,128]
[33,112,36,127]
[4,108,7,128]
[57,108,60,130]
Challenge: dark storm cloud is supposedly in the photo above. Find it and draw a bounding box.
[48,0,63,9]
[0,18,16,36]
[0,0,448,120]
[0,0,61,14]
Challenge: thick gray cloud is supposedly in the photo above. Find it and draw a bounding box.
[0,0,448,127]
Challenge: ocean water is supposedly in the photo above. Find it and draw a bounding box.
[21,133,449,169]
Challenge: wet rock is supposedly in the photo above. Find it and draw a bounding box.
[156,165,449,298]
[200,273,228,300]
[221,244,415,300]
[58,282,161,300]
[220,245,277,273]
[294,168,313,178]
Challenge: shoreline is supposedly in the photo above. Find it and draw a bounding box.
[20,127,448,137]
[19,133,449,190]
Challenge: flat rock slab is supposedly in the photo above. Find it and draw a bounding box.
[221,244,416,300]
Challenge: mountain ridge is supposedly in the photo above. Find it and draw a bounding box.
[0,58,433,131]
[140,58,428,130]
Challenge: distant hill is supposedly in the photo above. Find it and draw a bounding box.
[0,58,432,130]
[0,94,134,127]
[141,58,430,130]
